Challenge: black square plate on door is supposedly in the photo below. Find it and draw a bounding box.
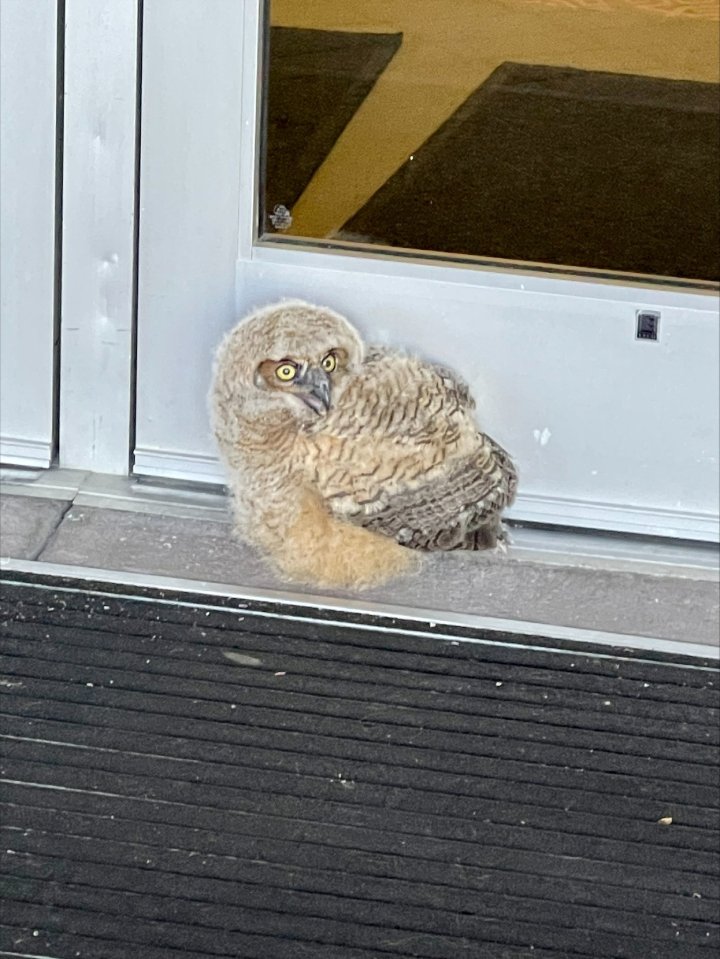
[637,310,660,340]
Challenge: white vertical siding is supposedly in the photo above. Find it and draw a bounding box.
[58,0,139,473]
[0,0,58,468]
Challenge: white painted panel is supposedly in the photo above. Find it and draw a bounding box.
[0,0,57,468]
[134,0,720,542]
[237,254,720,540]
[59,0,138,473]
[134,0,246,469]
[137,245,720,540]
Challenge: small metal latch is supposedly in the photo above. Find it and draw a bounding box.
[269,204,293,231]
[636,310,660,341]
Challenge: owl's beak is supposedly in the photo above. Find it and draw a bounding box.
[295,366,331,414]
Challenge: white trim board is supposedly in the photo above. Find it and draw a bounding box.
[506,492,718,542]
[0,1,58,468]
[59,0,139,474]
[0,437,53,470]
[2,558,717,662]
[133,448,223,485]
[249,240,720,307]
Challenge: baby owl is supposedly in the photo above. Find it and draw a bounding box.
[210,299,517,589]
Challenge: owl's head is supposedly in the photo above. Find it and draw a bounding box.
[212,299,365,422]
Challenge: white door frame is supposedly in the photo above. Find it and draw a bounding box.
[0,0,59,469]
[129,0,718,542]
[58,0,139,475]
[0,0,140,476]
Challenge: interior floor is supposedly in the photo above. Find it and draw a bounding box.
[265,0,720,281]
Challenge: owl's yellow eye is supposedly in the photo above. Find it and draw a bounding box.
[321,352,337,373]
[275,363,297,382]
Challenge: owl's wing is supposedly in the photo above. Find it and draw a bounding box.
[361,435,517,550]
[302,350,516,550]
[428,362,476,412]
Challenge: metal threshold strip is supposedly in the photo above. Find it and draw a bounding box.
[2,557,717,667]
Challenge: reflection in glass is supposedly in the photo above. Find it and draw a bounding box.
[262,0,720,283]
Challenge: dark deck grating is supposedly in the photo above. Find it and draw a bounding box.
[1,577,718,959]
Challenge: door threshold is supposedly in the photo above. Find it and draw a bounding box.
[2,466,718,581]
[2,556,717,664]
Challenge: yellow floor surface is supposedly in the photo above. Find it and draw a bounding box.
[270,0,720,241]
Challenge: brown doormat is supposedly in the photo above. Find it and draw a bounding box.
[339,62,720,281]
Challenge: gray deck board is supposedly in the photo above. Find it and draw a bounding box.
[1,579,718,958]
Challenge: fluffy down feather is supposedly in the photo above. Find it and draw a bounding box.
[210,300,517,588]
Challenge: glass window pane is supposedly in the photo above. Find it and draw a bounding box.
[261,0,720,284]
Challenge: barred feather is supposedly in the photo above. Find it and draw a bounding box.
[301,348,517,551]
[211,300,517,588]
